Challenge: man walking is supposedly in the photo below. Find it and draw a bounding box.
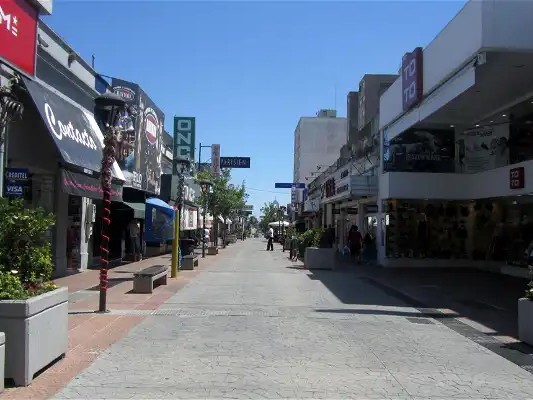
[128,219,141,262]
[266,226,274,251]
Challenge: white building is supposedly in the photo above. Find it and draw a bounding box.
[293,110,347,209]
[377,0,533,275]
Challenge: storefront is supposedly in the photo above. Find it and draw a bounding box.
[7,77,124,276]
[378,0,533,271]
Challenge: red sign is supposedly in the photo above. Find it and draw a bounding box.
[0,0,38,76]
[402,47,423,111]
[510,167,525,189]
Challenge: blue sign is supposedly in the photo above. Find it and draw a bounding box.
[220,157,251,169]
[275,182,305,189]
[5,168,29,198]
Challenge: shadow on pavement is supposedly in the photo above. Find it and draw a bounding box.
[307,266,528,340]
[314,308,459,318]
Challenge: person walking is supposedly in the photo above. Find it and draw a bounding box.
[347,225,363,263]
[266,226,274,251]
[128,219,141,262]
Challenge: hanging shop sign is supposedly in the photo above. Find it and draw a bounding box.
[510,167,525,190]
[4,167,29,197]
[275,182,305,189]
[402,47,423,111]
[455,124,509,173]
[304,199,319,213]
[211,144,221,175]
[173,117,195,163]
[111,78,164,194]
[220,157,251,169]
[384,127,455,173]
[0,0,38,77]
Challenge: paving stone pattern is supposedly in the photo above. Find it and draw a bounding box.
[56,240,533,399]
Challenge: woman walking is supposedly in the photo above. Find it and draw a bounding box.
[347,225,363,264]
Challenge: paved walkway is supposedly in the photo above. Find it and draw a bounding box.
[55,240,533,399]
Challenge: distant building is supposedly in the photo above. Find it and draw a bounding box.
[292,109,347,212]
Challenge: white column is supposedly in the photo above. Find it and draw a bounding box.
[54,174,68,277]
[79,197,92,270]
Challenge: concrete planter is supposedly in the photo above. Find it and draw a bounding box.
[0,287,68,386]
[207,246,218,255]
[518,298,533,346]
[304,247,336,270]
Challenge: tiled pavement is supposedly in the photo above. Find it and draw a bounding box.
[3,247,225,399]
[52,239,533,399]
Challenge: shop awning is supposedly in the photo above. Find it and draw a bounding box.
[21,77,124,180]
[61,169,123,202]
[124,202,146,219]
[145,198,174,242]
[146,197,174,213]
[184,199,200,209]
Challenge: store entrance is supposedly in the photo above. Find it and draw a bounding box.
[67,195,82,271]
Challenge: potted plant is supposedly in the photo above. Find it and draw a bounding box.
[518,264,533,346]
[0,198,68,386]
[302,228,336,270]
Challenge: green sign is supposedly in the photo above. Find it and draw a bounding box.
[173,117,196,163]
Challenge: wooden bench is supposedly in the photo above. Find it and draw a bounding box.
[133,265,168,293]
[182,255,199,270]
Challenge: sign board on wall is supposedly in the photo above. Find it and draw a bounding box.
[384,128,455,173]
[402,47,423,111]
[0,0,38,77]
[510,167,525,189]
[456,124,509,173]
[320,166,351,203]
[111,78,164,194]
[211,144,220,175]
[173,117,195,163]
[4,167,28,197]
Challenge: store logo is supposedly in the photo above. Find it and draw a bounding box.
[402,47,423,111]
[113,86,135,101]
[144,107,159,145]
[44,103,98,150]
[0,5,19,37]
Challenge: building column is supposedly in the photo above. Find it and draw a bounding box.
[79,197,93,270]
[54,175,68,277]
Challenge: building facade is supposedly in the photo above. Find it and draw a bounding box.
[377,0,533,275]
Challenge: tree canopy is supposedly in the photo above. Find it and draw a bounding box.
[259,201,279,232]
[196,169,248,220]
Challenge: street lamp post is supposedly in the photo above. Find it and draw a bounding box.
[280,205,286,251]
[198,179,212,258]
[171,156,191,278]
[94,92,133,313]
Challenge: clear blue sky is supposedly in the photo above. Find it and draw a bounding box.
[44,0,466,217]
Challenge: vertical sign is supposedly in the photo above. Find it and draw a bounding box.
[173,117,196,162]
[402,47,423,111]
[510,167,525,189]
[211,144,220,175]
